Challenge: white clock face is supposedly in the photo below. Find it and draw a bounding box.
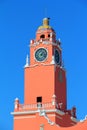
[35,48,47,62]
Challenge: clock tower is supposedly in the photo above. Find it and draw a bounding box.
[11,18,79,130]
[25,18,66,111]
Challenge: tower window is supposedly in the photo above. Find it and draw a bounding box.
[37,97,42,102]
[48,34,50,37]
[40,34,45,38]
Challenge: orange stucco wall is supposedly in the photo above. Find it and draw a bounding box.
[24,65,55,104]
[14,112,87,130]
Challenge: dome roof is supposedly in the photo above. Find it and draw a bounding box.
[38,18,53,30]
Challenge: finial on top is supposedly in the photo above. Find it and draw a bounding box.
[43,18,50,26]
[38,18,51,30]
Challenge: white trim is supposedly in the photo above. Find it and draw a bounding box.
[71,117,79,123]
[46,109,56,113]
[50,56,55,64]
[56,109,65,115]
[80,115,87,122]
[29,41,62,50]
[11,109,65,116]
[11,110,38,115]
[25,64,38,68]
[43,41,49,44]
[29,42,39,47]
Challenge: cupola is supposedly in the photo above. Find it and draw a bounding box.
[36,18,56,42]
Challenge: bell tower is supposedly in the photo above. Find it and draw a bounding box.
[11,18,78,130]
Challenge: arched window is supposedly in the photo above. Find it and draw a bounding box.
[40,34,45,38]
[48,34,50,37]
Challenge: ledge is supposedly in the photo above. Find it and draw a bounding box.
[11,109,65,116]
[11,110,38,115]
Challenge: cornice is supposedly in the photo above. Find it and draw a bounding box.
[11,109,65,116]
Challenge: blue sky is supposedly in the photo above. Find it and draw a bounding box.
[0,0,87,130]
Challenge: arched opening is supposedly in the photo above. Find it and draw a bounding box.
[40,34,45,38]
[48,34,50,37]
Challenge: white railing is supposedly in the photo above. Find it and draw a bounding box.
[18,102,54,111]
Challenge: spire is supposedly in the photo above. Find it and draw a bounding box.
[24,55,29,68]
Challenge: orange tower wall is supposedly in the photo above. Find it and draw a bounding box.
[24,65,55,104]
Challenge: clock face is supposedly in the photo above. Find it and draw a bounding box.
[54,49,60,64]
[35,48,47,62]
